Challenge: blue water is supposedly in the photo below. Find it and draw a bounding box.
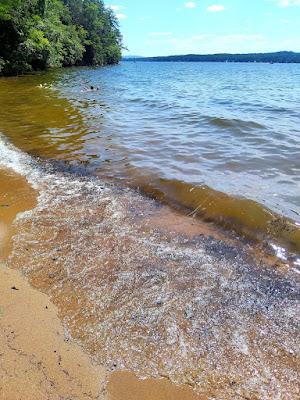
[54,62,300,222]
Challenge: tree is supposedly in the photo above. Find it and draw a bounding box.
[0,0,122,76]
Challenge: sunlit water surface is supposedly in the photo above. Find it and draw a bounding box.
[0,62,299,253]
[0,63,300,398]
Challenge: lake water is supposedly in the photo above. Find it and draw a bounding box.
[1,63,300,398]
[0,62,299,254]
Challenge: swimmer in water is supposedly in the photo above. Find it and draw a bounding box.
[81,86,100,93]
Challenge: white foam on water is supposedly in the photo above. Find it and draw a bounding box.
[270,242,300,270]
[1,135,299,399]
[270,243,288,261]
[0,134,112,211]
[0,135,40,187]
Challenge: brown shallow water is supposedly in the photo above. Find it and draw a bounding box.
[0,167,107,400]
[0,69,299,260]
[0,167,203,400]
[0,168,36,260]
[0,65,300,398]
[107,371,203,400]
[0,142,299,399]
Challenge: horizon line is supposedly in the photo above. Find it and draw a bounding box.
[123,50,299,58]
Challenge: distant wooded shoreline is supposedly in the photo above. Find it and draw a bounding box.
[123,51,300,63]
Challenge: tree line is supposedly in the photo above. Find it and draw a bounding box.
[0,0,122,76]
[124,51,300,64]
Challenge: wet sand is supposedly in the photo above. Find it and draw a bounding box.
[0,166,202,399]
[0,167,107,399]
[0,266,107,400]
[1,67,299,399]
[0,169,36,260]
[107,371,203,400]
[0,262,202,400]
[0,263,201,400]
[3,163,298,399]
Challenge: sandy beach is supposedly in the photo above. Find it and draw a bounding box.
[0,266,107,400]
[0,166,203,399]
[0,167,106,399]
[0,140,298,399]
[0,262,202,400]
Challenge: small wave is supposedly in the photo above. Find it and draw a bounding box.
[207,116,267,131]
[139,178,300,257]
[1,134,298,261]
[38,83,54,90]
[0,135,40,188]
[1,137,299,399]
[261,105,298,116]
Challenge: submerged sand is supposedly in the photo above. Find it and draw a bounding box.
[0,169,36,260]
[0,167,202,400]
[0,263,200,400]
[0,141,299,399]
[0,168,106,399]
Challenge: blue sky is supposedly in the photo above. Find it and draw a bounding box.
[105,0,300,56]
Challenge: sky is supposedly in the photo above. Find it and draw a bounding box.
[104,0,300,56]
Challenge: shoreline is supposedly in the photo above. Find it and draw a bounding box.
[0,71,299,265]
[0,166,203,399]
[0,262,201,400]
[0,140,299,399]
[0,167,107,399]
[136,178,300,258]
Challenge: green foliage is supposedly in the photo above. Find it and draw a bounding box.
[0,0,122,75]
[64,0,122,66]
[129,51,300,64]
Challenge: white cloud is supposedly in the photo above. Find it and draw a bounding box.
[207,4,225,12]
[108,5,127,19]
[109,5,124,11]
[116,13,128,20]
[185,2,197,8]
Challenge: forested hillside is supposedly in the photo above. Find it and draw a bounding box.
[124,51,300,64]
[0,0,122,76]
